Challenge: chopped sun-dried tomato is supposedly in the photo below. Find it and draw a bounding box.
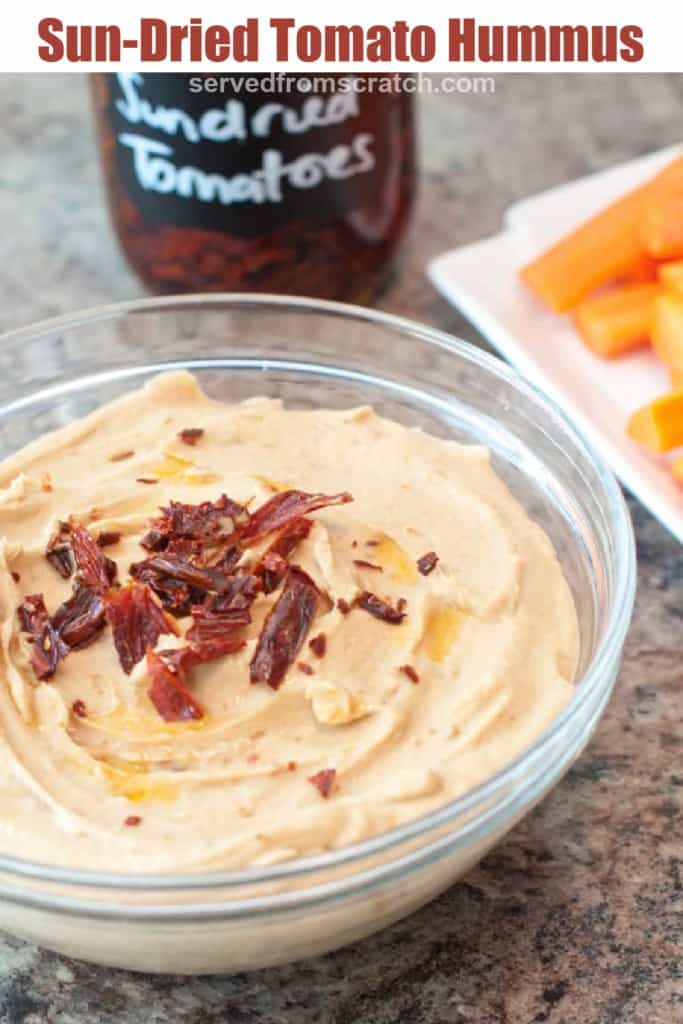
[298,662,314,675]
[71,699,87,718]
[240,490,352,546]
[250,567,319,689]
[308,633,326,658]
[45,522,74,579]
[105,583,177,674]
[400,664,419,684]
[97,531,122,548]
[124,815,142,827]
[178,428,204,446]
[146,647,204,722]
[186,602,251,643]
[337,598,351,615]
[70,524,117,592]
[130,552,240,616]
[356,591,406,625]
[18,594,69,681]
[151,494,246,545]
[308,768,336,798]
[51,586,105,650]
[417,551,439,576]
[256,517,313,594]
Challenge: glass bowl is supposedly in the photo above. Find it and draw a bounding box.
[0,295,635,973]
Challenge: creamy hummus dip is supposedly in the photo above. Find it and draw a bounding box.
[0,372,578,871]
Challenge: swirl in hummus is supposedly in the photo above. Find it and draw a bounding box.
[0,372,578,871]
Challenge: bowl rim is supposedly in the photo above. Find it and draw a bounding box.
[0,293,637,903]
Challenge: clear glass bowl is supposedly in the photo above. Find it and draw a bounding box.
[0,295,636,973]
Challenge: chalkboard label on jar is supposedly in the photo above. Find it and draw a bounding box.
[92,72,415,300]
[104,72,396,239]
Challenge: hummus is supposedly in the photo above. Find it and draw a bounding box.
[0,371,578,871]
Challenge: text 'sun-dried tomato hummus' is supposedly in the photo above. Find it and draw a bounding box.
[0,372,578,871]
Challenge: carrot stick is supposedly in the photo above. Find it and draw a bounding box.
[520,155,683,312]
[573,283,659,359]
[651,292,683,371]
[658,259,683,294]
[640,190,683,260]
[627,391,683,452]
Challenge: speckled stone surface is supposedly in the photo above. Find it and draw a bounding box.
[0,73,681,1023]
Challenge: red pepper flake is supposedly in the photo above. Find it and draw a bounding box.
[397,597,408,614]
[250,567,319,689]
[356,592,406,625]
[337,598,351,615]
[147,647,203,722]
[45,522,74,580]
[70,524,117,592]
[417,551,439,576]
[10,571,20,584]
[298,662,314,675]
[287,760,297,772]
[97,531,122,548]
[351,540,358,549]
[308,768,336,798]
[352,559,383,572]
[137,478,158,485]
[178,428,204,446]
[240,490,353,546]
[400,664,420,684]
[71,699,87,718]
[365,539,379,547]
[105,583,177,675]
[308,633,326,658]
[124,815,142,827]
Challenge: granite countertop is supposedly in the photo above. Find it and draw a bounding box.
[0,73,681,1023]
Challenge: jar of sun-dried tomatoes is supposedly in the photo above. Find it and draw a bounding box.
[91,73,415,302]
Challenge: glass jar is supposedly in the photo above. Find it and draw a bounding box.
[91,73,416,302]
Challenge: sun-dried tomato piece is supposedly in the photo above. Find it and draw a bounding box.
[298,662,314,675]
[105,583,176,675]
[257,517,312,594]
[71,699,87,718]
[308,768,336,798]
[152,494,246,544]
[18,594,49,635]
[186,603,251,643]
[337,598,351,615]
[10,571,20,584]
[45,522,74,579]
[178,428,204,446]
[18,594,69,681]
[308,633,326,658]
[130,554,237,616]
[146,647,203,722]
[140,527,167,552]
[124,815,142,827]
[250,567,319,689]
[97,531,121,548]
[356,591,406,625]
[70,524,117,591]
[51,586,105,650]
[400,664,419,684]
[417,551,439,576]
[161,635,246,673]
[240,490,352,546]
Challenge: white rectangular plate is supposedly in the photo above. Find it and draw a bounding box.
[429,145,683,545]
